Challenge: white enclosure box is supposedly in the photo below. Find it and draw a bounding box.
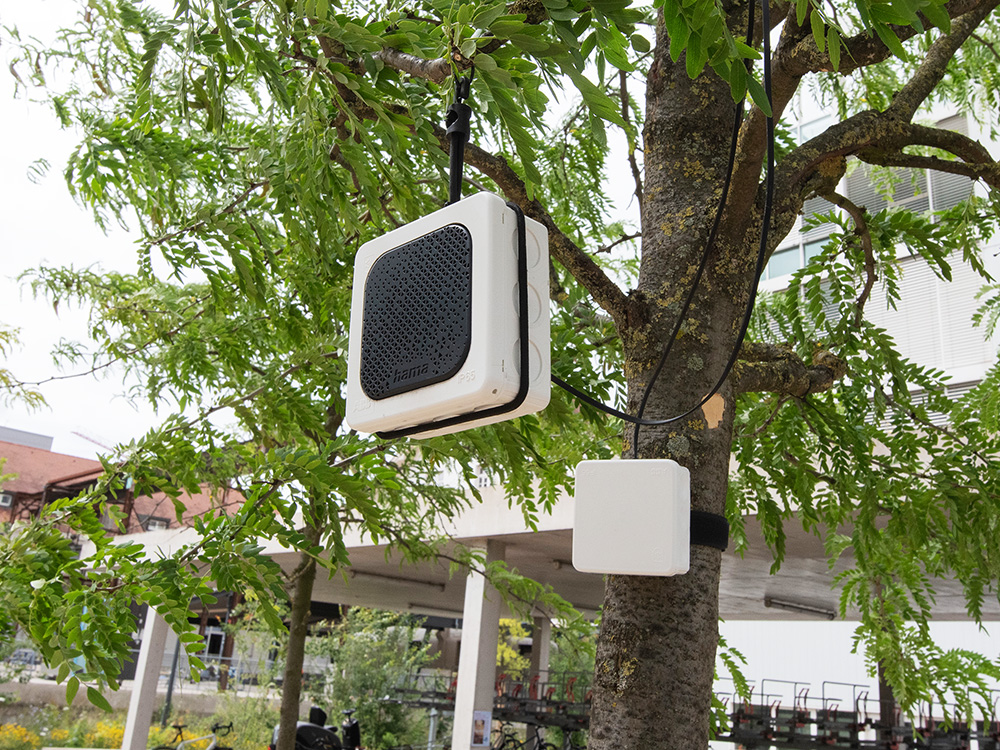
[573,459,691,577]
[345,192,549,438]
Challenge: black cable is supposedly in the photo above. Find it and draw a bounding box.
[549,0,775,452]
[623,0,775,457]
[624,0,759,457]
[551,373,683,425]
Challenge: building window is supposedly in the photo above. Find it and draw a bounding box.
[138,514,169,531]
[765,196,836,281]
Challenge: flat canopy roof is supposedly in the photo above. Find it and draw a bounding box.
[263,486,998,622]
[101,483,997,622]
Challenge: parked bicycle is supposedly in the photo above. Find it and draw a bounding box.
[154,721,233,750]
[491,722,558,750]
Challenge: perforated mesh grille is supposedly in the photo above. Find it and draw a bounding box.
[360,224,473,400]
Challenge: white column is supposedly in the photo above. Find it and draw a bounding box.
[122,606,169,750]
[525,617,552,745]
[528,616,551,677]
[453,540,505,750]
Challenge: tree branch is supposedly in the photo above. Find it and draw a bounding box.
[823,191,877,325]
[370,48,452,84]
[855,121,1000,190]
[888,0,1000,121]
[437,126,633,327]
[971,31,1000,61]
[596,232,641,254]
[731,342,847,396]
[775,0,987,78]
[859,149,1000,187]
[619,69,644,218]
[149,182,268,247]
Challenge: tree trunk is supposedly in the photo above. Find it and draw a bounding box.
[276,526,322,750]
[588,10,757,750]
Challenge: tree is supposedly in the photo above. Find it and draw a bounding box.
[305,607,433,750]
[2,4,613,746]
[4,0,1000,749]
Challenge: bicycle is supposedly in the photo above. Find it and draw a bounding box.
[154,721,234,750]
[490,722,558,750]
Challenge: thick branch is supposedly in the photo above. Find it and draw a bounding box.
[732,342,847,396]
[372,48,452,84]
[859,149,1000,187]
[888,0,1000,120]
[856,121,1000,190]
[437,126,633,327]
[776,0,987,77]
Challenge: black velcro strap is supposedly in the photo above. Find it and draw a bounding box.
[691,510,729,551]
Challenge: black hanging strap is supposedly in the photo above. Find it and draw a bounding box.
[446,71,474,205]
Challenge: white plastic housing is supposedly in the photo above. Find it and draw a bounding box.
[573,459,691,576]
[345,192,550,438]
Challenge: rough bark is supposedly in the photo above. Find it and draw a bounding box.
[587,11,751,749]
[276,524,322,750]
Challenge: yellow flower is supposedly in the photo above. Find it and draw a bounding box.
[83,720,125,749]
[0,724,42,750]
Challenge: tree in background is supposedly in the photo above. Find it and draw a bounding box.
[496,619,531,679]
[305,608,433,750]
[2,0,1000,749]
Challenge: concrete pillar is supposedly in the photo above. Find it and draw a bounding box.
[122,606,169,750]
[452,540,505,750]
[526,617,552,745]
[528,616,551,678]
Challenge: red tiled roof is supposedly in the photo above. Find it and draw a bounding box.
[0,440,103,495]
[129,485,245,531]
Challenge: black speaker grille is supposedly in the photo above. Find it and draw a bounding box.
[360,224,473,400]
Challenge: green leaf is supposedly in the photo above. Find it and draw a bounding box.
[874,23,907,59]
[729,59,747,101]
[472,3,507,29]
[508,34,550,53]
[489,18,528,36]
[922,0,951,31]
[631,34,650,53]
[87,686,113,712]
[665,6,691,62]
[66,676,80,705]
[810,10,825,54]
[474,52,498,71]
[746,74,772,117]
[828,27,841,71]
[796,0,809,26]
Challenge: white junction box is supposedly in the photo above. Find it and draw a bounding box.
[573,459,691,577]
[346,192,550,438]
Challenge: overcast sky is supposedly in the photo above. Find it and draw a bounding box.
[0,0,161,459]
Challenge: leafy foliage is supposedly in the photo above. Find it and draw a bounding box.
[3,0,1000,741]
[305,608,433,750]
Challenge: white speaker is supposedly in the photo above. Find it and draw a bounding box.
[346,192,550,438]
